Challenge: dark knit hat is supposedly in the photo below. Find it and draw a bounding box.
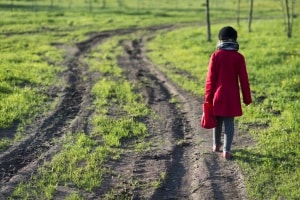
[218,26,237,41]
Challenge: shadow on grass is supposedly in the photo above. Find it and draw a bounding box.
[233,148,266,165]
[0,85,13,94]
[0,3,60,11]
[233,148,298,171]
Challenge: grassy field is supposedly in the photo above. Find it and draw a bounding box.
[1,0,300,199]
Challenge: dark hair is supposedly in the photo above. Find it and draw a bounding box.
[218,26,237,41]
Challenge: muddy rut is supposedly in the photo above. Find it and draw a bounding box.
[0,25,248,199]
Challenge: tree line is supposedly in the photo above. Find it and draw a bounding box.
[5,0,296,38]
[205,0,296,39]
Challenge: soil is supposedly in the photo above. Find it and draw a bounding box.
[0,25,252,199]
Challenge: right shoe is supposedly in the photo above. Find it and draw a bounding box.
[222,151,231,159]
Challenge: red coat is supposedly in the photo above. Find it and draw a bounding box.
[205,49,252,117]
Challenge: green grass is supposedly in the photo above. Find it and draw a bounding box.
[0,33,63,150]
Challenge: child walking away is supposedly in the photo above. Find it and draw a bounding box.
[204,26,252,159]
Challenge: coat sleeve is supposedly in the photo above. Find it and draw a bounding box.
[205,53,217,103]
[239,56,252,105]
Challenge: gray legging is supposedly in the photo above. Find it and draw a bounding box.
[213,116,234,152]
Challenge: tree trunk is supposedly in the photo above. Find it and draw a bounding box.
[118,0,123,8]
[281,0,295,38]
[285,0,291,37]
[89,0,92,12]
[237,0,241,26]
[248,0,254,32]
[206,0,212,42]
[50,0,54,10]
[11,0,14,11]
[68,0,72,9]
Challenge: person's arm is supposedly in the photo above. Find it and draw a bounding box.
[205,53,217,103]
[239,56,252,105]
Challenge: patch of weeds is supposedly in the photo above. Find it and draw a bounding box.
[176,139,187,146]
[11,133,113,199]
[104,189,135,200]
[65,192,84,200]
[0,138,11,151]
[135,140,152,153]
[169,96,179,104]
[152,171,167,189]
[0,33,63,150]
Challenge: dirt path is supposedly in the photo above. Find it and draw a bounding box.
[0,25,248,199]
[117,37,248,200]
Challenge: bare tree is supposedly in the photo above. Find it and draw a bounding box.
[281,0,295,38]
[248,0,254,32]
[32,0,38,11]
[102,0,106,8]
[137,0,141,12]
[68,0,72,9]
[11,0,14,11]
[50,0,54,10]
[118,0,123,8]
[89,0,92,12]
[206,0,212,41]
[237,0,241,26]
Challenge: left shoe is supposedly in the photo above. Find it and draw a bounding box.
[213,145,220,152]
